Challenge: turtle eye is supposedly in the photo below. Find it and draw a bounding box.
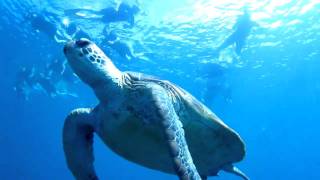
[76,39,90,48]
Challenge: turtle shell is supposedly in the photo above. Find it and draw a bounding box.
[123,72,246,175]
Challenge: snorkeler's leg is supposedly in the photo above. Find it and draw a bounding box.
[127,47,136,60]
[38,75,57,97]
[213,34,235,57]
[102,24,111,35]
[219,34,236,50]
[235,39,245,55]
[120,43,136,61]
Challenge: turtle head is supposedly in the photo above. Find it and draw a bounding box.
[63,38,121,87]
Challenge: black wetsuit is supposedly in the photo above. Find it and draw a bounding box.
[104,31,135,60]
[216,10,255,55]
[203,64,231,104]
[65,3,139,27]
[27,12,57,38]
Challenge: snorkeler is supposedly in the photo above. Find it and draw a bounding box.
[34,73,57,97]
[61,62,78,84]
[25,12,56,38]
[14,61,78,100]
[64,2,140,28]
[65,23,91,40]
[214,7,256,57]
[46,57,78,83]
[14,65,58,99]
[45,58,65,82]
[202,63,232,105]
[23,10,62,41]
[24,10,87,43]
[13,67,36,100]
[45,57,79,95]
[113,2,140,27]
[103,30,136,61]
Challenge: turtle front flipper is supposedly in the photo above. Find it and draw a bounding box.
[63,108,98,180]
[150,85,202,180]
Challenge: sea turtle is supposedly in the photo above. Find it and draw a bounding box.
[63,39,249,180]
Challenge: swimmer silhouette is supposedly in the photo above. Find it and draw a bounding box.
[102,2,139,27]
[35,73,57,97]
[14,67,35,100]
[202,63,232,105]
[65,23,91,40]
[104,30,136,60]
[14,66,57,98]
[214,7,256,57]
[45,58,65,82]
[45,57,77,84]
[24,11,58,39]
[65,2,140,27]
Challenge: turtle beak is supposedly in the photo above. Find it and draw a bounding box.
[64,39,91,55]
[64,41,75,55]
[75,38,91,48]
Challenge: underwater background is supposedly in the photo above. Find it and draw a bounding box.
[1,0,320,179]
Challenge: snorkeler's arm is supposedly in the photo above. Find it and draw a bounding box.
[107,37,120,45]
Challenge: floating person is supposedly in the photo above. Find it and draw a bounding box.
[213,7,256,57]
[14,66,57,99]
[45,58,64,81]
[64,22,91,40]
[24,11,84,43]
[64,2,140,27]
[13,67,35,100]
[103,30,136,61]
[112,2,140,27]
[14,62,78,100]
[202,63,232,105]
[24,11,57,38]
[44,57,79,97]
[61,61,78,84]
[23,10,70,43]
[34,73,58,97]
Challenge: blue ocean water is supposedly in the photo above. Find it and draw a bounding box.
[1,0,320,179]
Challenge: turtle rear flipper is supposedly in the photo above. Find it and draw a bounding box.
[151,85,202,180]
[222,164,249,180]
[63,108,98,180]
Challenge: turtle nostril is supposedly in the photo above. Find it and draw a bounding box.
[76,39,90,48]
[63,46,67,54]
